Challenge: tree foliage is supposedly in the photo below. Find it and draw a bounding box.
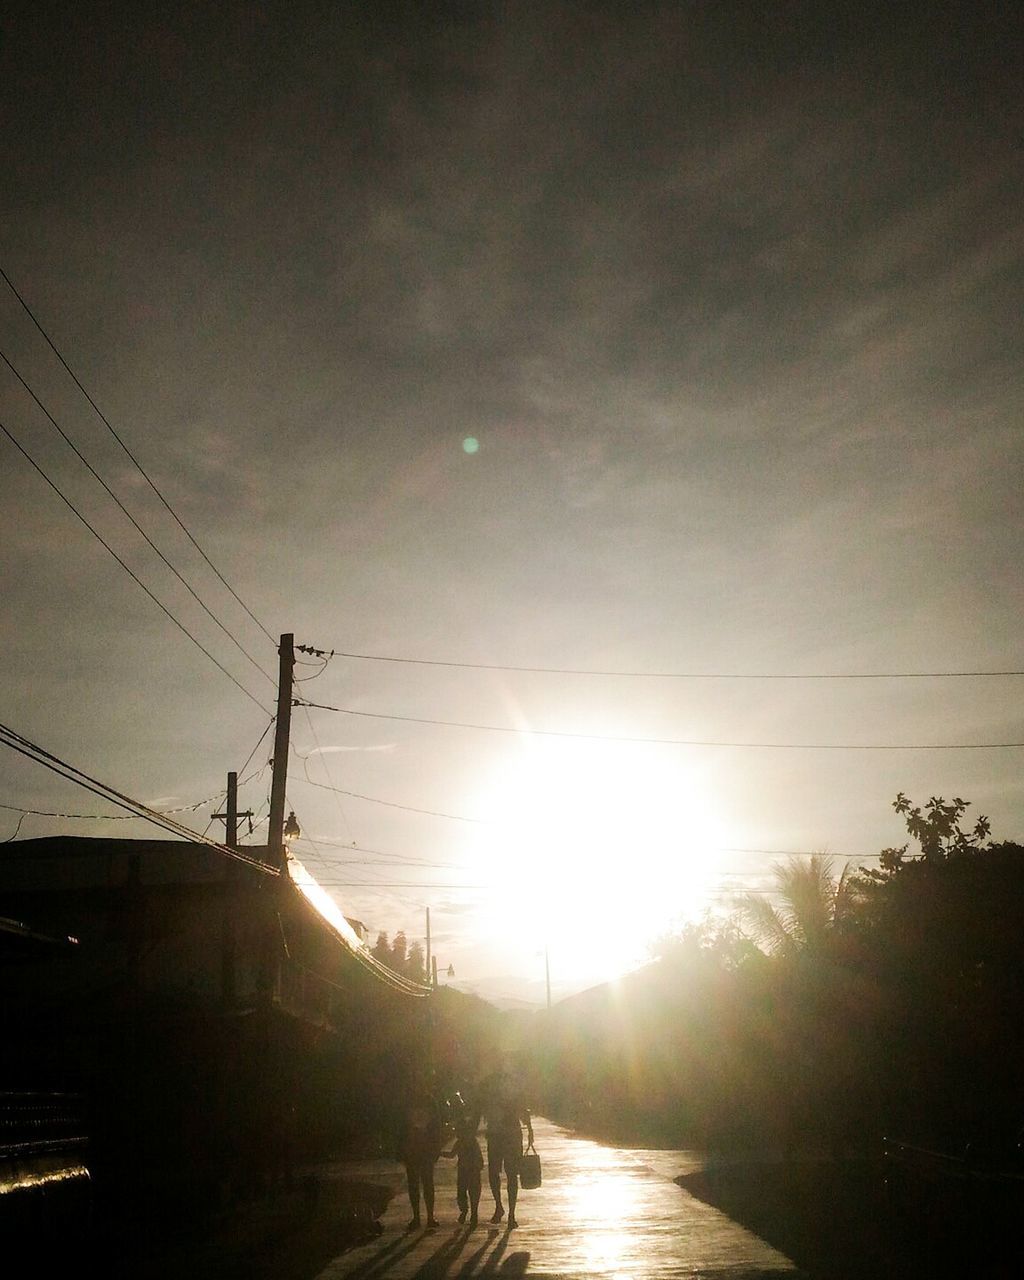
[534,793,1024,1155]
[737,853,856,957]
[406,940,427,984]
[865,792,991,879]
[368,927,427,983]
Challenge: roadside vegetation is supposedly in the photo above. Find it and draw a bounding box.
[533,794,1024,1157]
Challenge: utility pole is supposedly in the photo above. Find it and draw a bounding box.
[267,633,295,872]
[431,955,438,988]
[425,906,431,985]
[545,945,551,1010]
[212,771,254,848]
[212,771,250,1011]
[225,770,238,847]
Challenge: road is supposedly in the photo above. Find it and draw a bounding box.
[317,1116,797,1279]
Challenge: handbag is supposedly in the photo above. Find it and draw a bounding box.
[519,1142,542,1189]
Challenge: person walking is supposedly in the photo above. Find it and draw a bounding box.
[398,1085,443,1231]
[443,1103,484,1226]
[481,1065,533,1230]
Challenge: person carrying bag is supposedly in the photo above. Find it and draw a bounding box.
[519,1140,542,1190]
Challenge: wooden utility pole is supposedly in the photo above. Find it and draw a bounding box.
[545,945,551,1010]
[226,770,238,847]
[426,906,431,985]
[212,771,253,848]
[267,633,295,872]
[212,771,244,1009]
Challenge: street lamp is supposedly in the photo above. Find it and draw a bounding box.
[283,811,301,843]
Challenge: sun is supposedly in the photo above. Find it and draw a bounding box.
[471,738,725,988]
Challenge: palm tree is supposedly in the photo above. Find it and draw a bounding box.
[737,853,854,957]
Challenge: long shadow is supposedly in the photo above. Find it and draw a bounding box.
[454,1226,503,1277]
[99,1179,399,1280]
[342,1229,431,1279]
[677,1159,896,1280]
[492,1249,529,1276]
[405,1224,485,1277]
[676,1157,1023,1280]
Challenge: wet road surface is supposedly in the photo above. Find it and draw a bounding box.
[317,1116,797,1279]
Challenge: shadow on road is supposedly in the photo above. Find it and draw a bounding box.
[677,1157,1023,1280]
[99,1177,395,1280]
[344,1224,530,1278]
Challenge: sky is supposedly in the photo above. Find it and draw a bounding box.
[1,2,1022,1004]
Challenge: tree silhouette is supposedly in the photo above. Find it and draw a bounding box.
[737,853,854,956]
[864,793,991,879]
[372,930,391,965]
[391,930,408,971]
[407,940,427,984]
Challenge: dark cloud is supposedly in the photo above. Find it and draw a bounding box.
[2,2,1022,998]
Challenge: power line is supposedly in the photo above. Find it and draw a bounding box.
[238,716,276,776]
[306,645,1024,682]
[0,348,275,688]
[307,881,490,889]
[3,813,27,842]
[0,720,278,874]
[297,699,1024,752]
[0,264,275,645]
[294,773,904,840]
[295,774,486,822]
[297,703,358,844]
[0,792,227,821]
[286,851,429,995]
[289,832,883,868]
[1,417,270,711]
[291,835,464,868]
[1,722,426,997]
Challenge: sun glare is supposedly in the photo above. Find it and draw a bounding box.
[472,738,724,988]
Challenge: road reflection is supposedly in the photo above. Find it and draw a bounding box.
[326,1117,796,1278]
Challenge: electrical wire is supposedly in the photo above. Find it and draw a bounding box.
[0,720,278,874]
[295,775,486,822]
[1,417,270,711]
[297,698,1024,752]
[0,348,275,688]
[307,645,1024,681]
[290,835,463,868]
[305,881,490,889]
[0,720,427,997]
[3,813,27,842]
[237,716,276,777]
[296,705,357,844]
[0,792,227,821]
[289,834,884,867]
[0,264,275,645]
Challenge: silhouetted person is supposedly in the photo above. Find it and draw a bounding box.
[398,1086,443,1230]
[443,1102,484,1226]
[481,1066,533,1229]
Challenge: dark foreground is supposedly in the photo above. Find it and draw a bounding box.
[28,1117,1024,1279]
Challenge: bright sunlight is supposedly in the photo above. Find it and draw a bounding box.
[472,738,725,987]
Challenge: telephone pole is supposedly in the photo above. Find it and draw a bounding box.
[426,906,431,985]
[545,945,551,1010]
[212,771,251,1011]
[212,771,253,848]
[267,633,295,872]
